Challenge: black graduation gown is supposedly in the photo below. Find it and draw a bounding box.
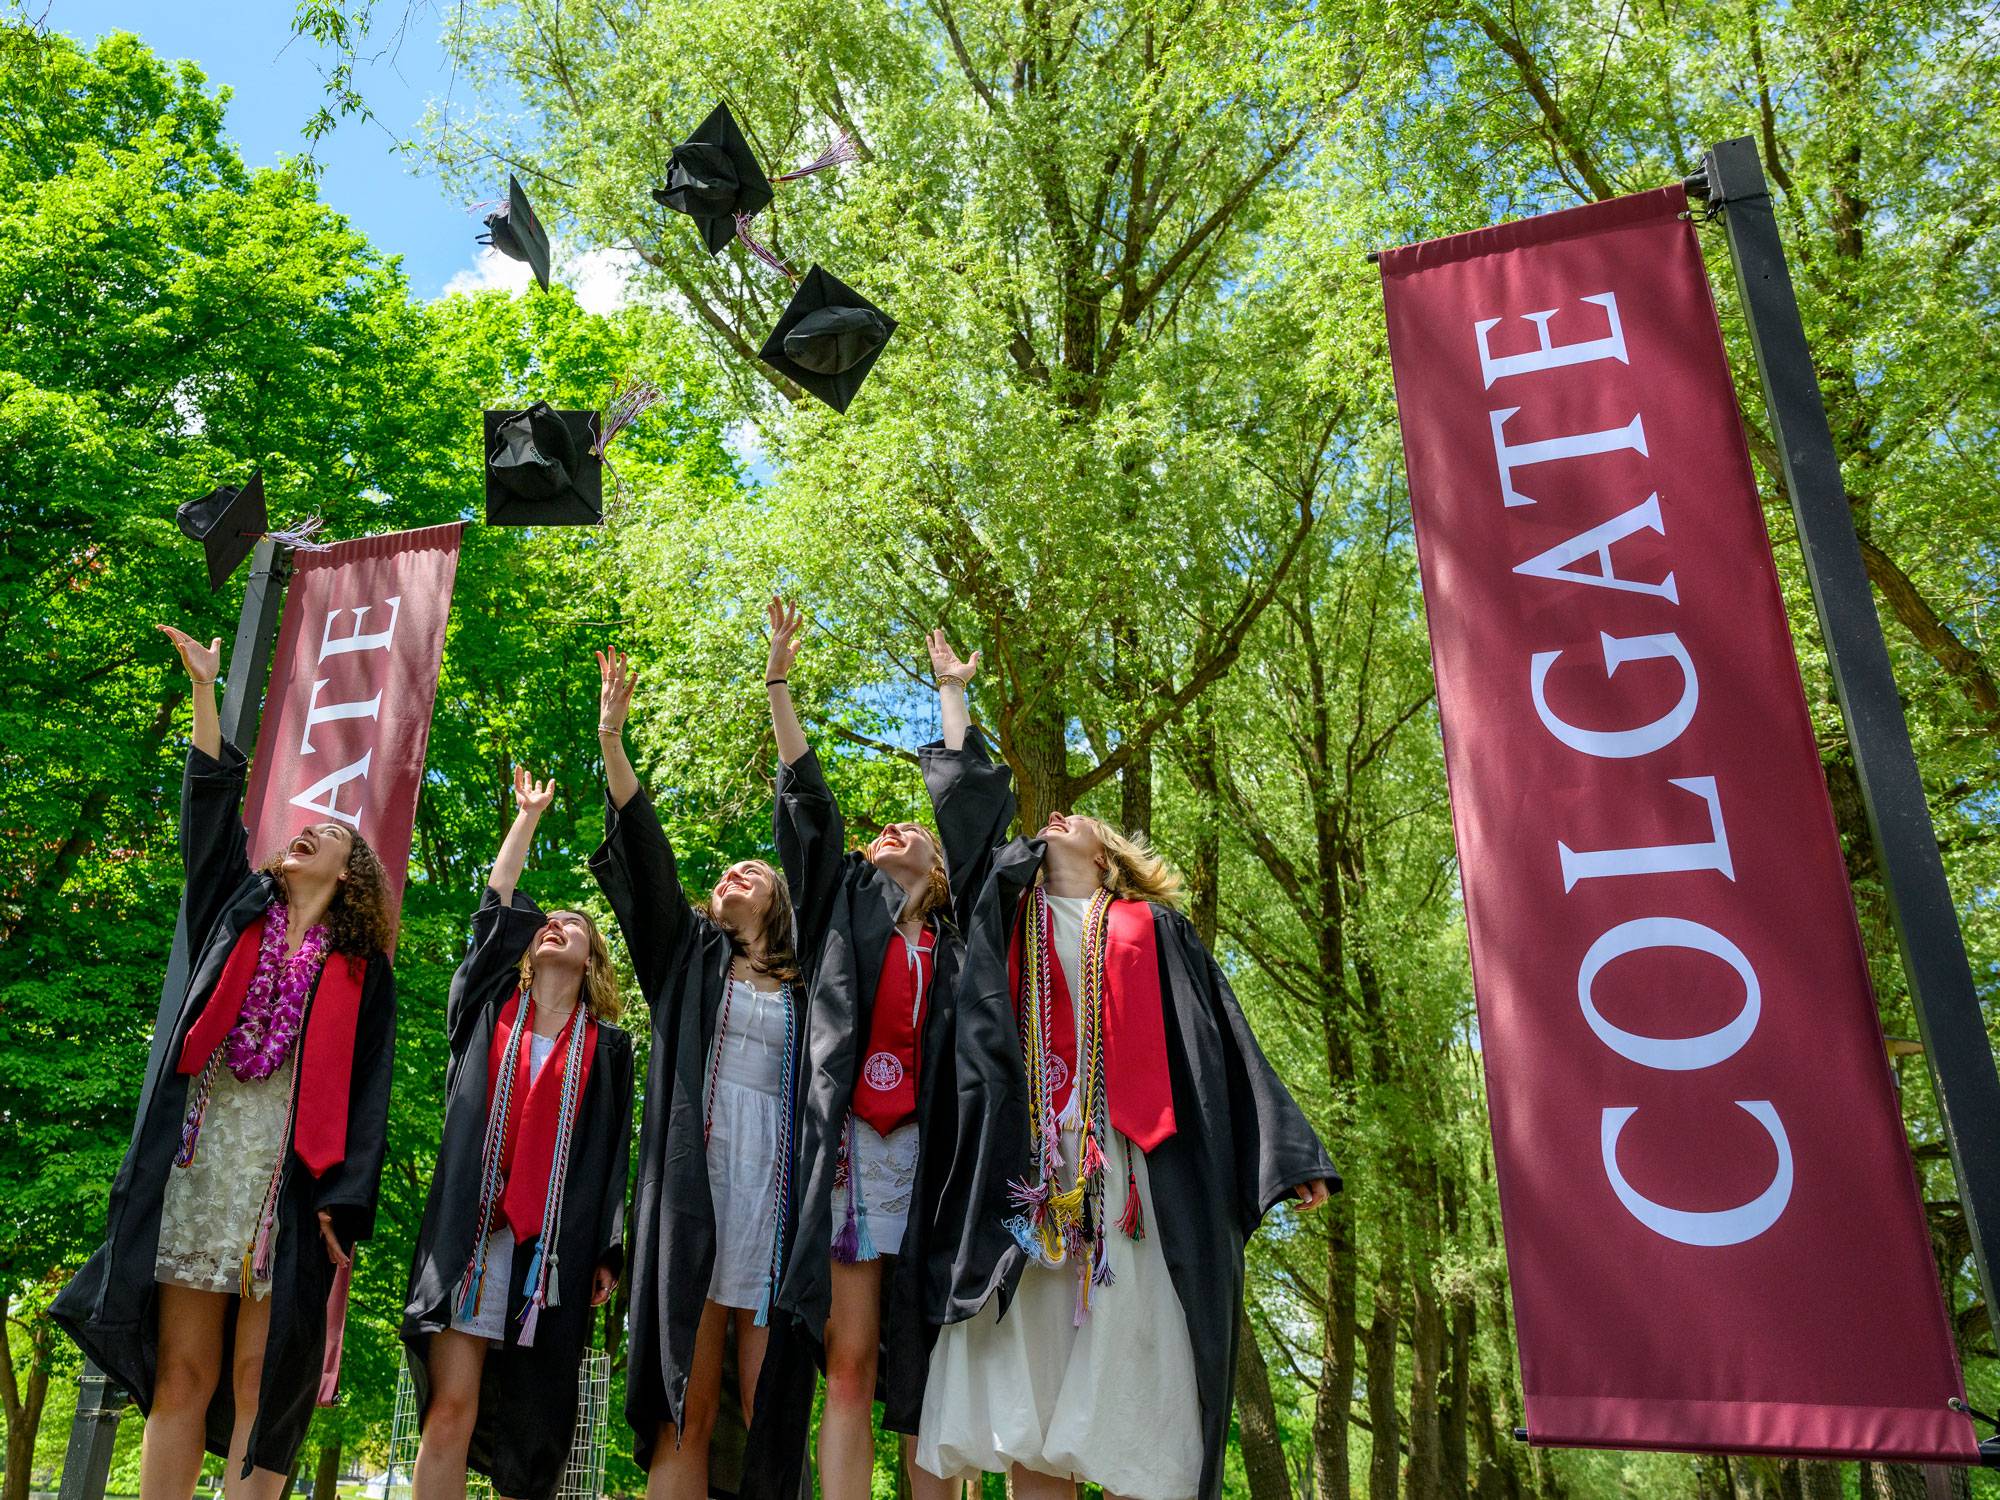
[52,741,398,1478]
[401,886,635,1500]
[740,739,1016,1500]
[587,787,804,1476]
[932,832,1339,1500]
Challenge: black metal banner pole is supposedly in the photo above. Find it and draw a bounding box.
[1691,135,2000,1353]
[58,539,293,1500]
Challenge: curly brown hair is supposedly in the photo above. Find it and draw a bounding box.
[260,830,394,959]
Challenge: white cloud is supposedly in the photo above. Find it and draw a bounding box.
[439,244,640,316]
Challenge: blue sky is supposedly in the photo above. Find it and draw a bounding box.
[42,0,496,300]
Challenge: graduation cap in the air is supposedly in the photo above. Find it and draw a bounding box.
[480,175,552,291]
[485,404,602,524]
[653,103,857,258]
[758,265,896,413]
[175,473,329,590]
[177,471,269,591]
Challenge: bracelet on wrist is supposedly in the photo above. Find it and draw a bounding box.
[765,677,788,688]
[596,723,621,735]
[938,673,969,690]
[191,675,218,687]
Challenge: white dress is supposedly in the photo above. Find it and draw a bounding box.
[155,1053,297,1301]
[917,894,1203,1500]
[451,1031,557,1341]
[706,978,791,1310]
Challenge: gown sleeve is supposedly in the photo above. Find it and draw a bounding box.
[179,739,255,950]
[918,730,1018,934]
[773,745,846,965]
[1172,911,1339,1233]
[312,958,399,1247]
[587,786,697,1024]
[596,1030,636,1279]
[446,886,545,1050]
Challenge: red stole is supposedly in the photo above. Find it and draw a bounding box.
[1006,894,1177,1150]
[853,927,935,1136]
[485,991,599,1239]
[175,914,369,1176]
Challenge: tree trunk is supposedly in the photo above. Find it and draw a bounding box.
[1405,1259,1444,1500]
[312,1438,342,1500]
[1440,1293,1472,1500]
[1119,740,1152,836]
[1314,1193,1359,1500]
[1364,1264,1403,1500]
[0,1292,53,1500]
[1235,1302,1295,1500]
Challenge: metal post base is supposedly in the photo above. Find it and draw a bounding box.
[57,1360,128,1500]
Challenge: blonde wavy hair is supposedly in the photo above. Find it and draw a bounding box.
[1069,816,1184,908]
[517,911,623,1022]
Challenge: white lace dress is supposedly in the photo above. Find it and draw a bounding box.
[155,1053,296,1300]
[705,979,791,1310]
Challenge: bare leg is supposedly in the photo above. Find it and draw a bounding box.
[142,1284,228,1500]
[818,1259,884,1500]
[222,1293,289,1500]
[731,1308,769,1424]
[643,1300,728,1500]
[902,1436,969,1500]
[1009,1466,1075,1500]
[411,1331,489,1500]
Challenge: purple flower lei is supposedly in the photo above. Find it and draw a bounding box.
[224,900,327,1082]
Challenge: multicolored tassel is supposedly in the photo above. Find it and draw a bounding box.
[770,132,859,184]
[175,1053,220,1168]
[732,214,797,280]
[456,986,532,1322]
[754,982,799,1327]
[515,1002,589,1348]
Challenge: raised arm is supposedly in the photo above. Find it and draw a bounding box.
[596,648,641,810]
[765,598,845,963]
[491,766,555,905]
[159,625,221,760]
[764,597,809,767]
[588,647,696,1004]
[919,633,1016,931]
[927,628,979,753]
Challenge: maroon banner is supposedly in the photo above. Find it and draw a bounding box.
[1379,189,1973,1461]
[242,524,463,954]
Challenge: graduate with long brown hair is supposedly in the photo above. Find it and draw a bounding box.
[587,648,807,1500]
[55,625,397,1500]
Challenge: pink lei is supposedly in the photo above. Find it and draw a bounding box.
[225,901,326,1081]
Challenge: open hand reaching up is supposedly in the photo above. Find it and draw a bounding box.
[766,597,804,683]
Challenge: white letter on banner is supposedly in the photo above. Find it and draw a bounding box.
[1558,777,1735,891]
[1578,916,1760,1070]
[318,597,403,661]
[1490,410,1648,509]
[1530,632,1698,758]
[299,678,384,756]
[1475,293,1628,388]
[1512,494,1678,603]
[289,750,372,828]
[1601,1103,1793,1246]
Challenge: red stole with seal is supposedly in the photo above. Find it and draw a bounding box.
[853,927,935,1135]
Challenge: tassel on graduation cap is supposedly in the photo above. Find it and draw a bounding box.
[176,472,332,592]
[484,375,664,526]
[653,103,855,259]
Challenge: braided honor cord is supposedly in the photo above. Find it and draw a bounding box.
[517,1002,590,1347]
[755,981,799,1327]
[455,988,533,1322]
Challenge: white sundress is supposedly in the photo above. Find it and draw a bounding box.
[450,1031,558,1342]
[155,1053,297,1301]
[917,893,1204,1500]
[706,978,791,1310]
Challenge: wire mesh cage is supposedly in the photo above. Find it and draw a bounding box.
[384,1349,612,1500]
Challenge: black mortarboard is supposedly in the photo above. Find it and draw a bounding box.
[484,404,603,525]
[653,103,774,256]
[481,175,552,291]
[757,265,896,413]
[177,471,268,591]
